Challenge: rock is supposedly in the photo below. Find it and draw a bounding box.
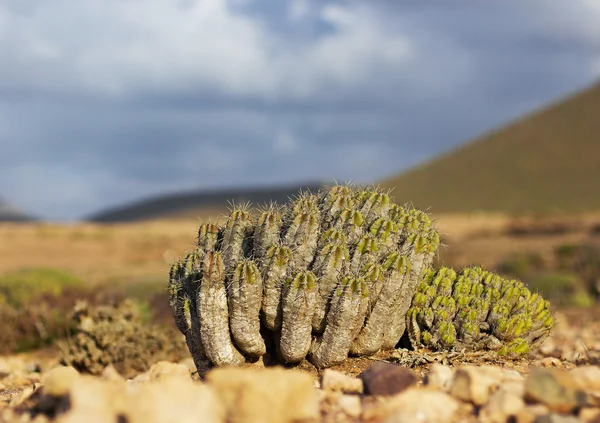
[363,387,459,423]
[41,366,80,397]
[515,405,551,423]
[358,362,418,396]
[319,391,362,423]
[525,368,589,413]
[101,365,126,383]
[8,386,35,408]
[30,374,224,423]
[570,367,600,391]
[537,358,564,368]
[131,361,190,383]
[579,408,600,423]
[338,395,362,419]
[533,414,582,423]
[205,366,319,423]
[424,364,454,392]
[480,389,525,423]
[321,369,363,394]
[450,365,504,405]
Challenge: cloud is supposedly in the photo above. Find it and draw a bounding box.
[0,0,599,220]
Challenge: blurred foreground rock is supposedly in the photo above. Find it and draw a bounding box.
[2,360,600,423]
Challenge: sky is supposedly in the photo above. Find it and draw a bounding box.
[1,0,600,221]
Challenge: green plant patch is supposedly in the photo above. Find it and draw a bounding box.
[0,267,84,308]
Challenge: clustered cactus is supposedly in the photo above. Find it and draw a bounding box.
[168,184,554,370]
[407,267,554,359]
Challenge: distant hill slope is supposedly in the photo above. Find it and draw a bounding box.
[381,81,600,213]
[87,182,327,222]
[0,198,35,222]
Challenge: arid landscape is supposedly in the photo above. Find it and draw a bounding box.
[2,79,600,422]
[1,206,600,423]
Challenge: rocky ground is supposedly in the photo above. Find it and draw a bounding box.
[0,307,599,423]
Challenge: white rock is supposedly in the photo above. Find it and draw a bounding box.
[425,364,454,392]
[480,389,525,423]
[321,369,363,394]
[365,387,460,423]
[338,394,362,418]
[450,365,503,405]
[569,366,600,390]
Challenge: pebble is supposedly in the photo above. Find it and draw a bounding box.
[40,366,80,397]
[570,367,600,391]
[131,361,190,383]
[533,413,583,423]
[425,364,454,392]
[579,407,600,423]
[358,362,418,396]
[337,394,362,418]
[321,369,363,394]
[364,387,460,423]
[450,365,504,405]
[515,404,551,423]
[525,368,589,413]
[205,366,319,423]
[479,389,525,423]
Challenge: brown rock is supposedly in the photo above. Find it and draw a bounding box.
[205,366,319,423]
[321,369,363,394]
[363,387,459,423]
[450,366,504,406]
[425,364,454,392]
[358,362,418,396]
[525,368,589,413]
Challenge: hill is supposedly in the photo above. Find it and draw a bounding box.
[0,198,35,222]
[381,81,600,213]
[87,182,326,222]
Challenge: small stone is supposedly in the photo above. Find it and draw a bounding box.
[425,364,454,392]
[205,366,319,423]
[338,394,362,418]
[132,361,190,383]
[570,367,600,391]
[533,413,582,423]
[480,389,525,423]
[450,365,504,406]
[364,387,459,423]
[101,365,126,383]
[358,362,418,396]
[579,407,600,423]
[537,358,564,368]
[321,369,363,394]
[515,405,551,423]
[40,366,80,397]
[8,386,35,408]
[525,368,589,413]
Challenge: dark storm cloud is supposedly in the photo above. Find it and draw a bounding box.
[0,0,599,220]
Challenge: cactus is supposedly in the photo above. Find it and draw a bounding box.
[169,184,554,370]
[406,267,555,358]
